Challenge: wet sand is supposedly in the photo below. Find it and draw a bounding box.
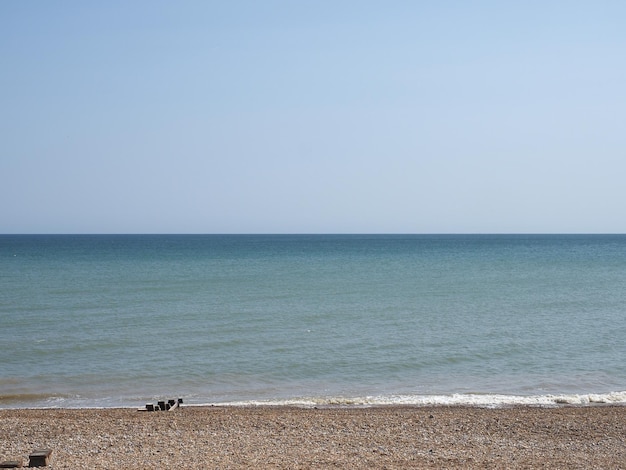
[1,405,625,469]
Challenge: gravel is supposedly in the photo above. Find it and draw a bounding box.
[1,405,625,469]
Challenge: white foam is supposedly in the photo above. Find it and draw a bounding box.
[188,391,626,408]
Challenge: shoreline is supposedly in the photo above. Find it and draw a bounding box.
[4,388,626,410]
[2,404,625,468]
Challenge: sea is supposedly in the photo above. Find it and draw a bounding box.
[1,234,626,409]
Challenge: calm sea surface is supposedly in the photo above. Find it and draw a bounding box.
[1,234,625,408]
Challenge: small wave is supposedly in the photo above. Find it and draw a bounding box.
[0,393,67,405]
[188,391,626,408]
[5,391,626,409]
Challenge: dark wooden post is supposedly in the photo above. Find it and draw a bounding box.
[28,449,52,467]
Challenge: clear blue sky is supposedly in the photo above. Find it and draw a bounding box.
[2,1,625,233]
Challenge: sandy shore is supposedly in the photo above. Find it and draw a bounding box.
[1,405,625,469]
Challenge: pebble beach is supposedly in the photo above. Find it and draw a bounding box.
[1,405,625,469]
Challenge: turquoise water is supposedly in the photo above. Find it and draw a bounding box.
[1,234,626,408]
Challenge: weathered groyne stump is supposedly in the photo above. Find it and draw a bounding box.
[139,398,183,412]
[28,449,51,467]
[0,459,23,468]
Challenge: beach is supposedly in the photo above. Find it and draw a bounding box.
[1,405,625,469]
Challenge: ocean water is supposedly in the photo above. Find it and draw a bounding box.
[1,234,626,409]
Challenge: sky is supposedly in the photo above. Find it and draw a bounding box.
[1,1,625,234]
